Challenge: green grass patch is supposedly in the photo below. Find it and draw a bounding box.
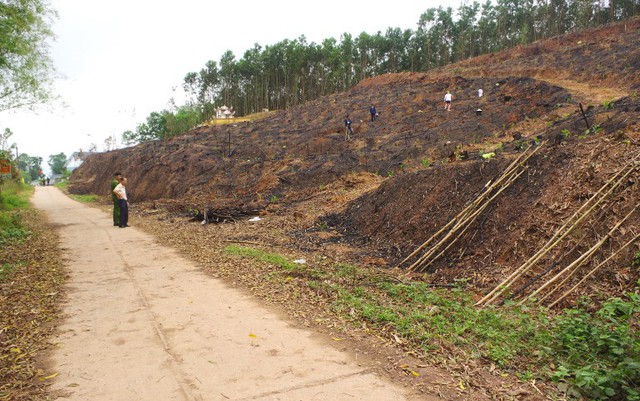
[69,194,99,203]
[0,180,32,210]
[54,180,68,191]
[0,263,16,281]
[224,245,299,272]
[0,179,33,244]
[224,246,639,400]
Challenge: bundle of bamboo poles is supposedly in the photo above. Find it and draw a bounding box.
[396,143,546,273]
[476,155,640,307]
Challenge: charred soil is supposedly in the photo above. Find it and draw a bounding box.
[66,18,640,399]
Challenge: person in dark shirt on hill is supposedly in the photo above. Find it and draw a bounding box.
[344,115,353,140]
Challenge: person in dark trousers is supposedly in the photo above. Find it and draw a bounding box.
[111,172,123,226]
[344,115,353,140]
[113,176,129,228]
[369,104,377,121]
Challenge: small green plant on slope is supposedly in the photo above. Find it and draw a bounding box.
[602,99,615,110]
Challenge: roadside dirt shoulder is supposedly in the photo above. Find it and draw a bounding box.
[33,186,431,401]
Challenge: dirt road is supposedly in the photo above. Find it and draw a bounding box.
[33,186,429,401]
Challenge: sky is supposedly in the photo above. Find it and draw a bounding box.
[2,0,451,174]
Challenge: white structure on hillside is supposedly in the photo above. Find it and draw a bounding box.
[215,105,235,119]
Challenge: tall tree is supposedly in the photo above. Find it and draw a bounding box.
[0,0,57,112]
[17,153,42,181]
[48,152,67,175]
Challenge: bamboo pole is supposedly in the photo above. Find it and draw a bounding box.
[522,205,637,305]
[476,159,638,306]
[548,232,640,308]
[409,167,526,271]
[396,144,542,269]
[411,168,526,272]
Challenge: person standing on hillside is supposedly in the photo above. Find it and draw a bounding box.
[113,176,130,228]
[344,114,353,140]
[444,91,453,111]
[369,104,377,121]
[111,172,123,226]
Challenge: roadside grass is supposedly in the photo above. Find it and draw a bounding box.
[53,180,98,203]
[69,194,99,203]
[0,180,33,245]
[0,179,66,400]
[225,245,640,401]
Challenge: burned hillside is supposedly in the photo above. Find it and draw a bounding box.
[69,19,640,305]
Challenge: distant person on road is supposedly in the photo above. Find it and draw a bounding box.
[444,91,453,111]
[46,177,50,186]
[344,114,353,140]
[369,104,377,121]
[111,172,123,226]
[113,176,129,228]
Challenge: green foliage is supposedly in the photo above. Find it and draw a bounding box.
[17,153,43,181]
[47,152,68,175]
[550,295,640,400]
[561,129,571,138]
[0,179,32,244]
[122,105,203,145]
[0,0,57,112]
[589,124,604,135]
[420,159,431,168]
[601,99,615,110]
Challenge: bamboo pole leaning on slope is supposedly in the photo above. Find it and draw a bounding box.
[409,167,527,272]
[396,143,544,271]
[475,157,639,307]
[527,205,638,305]
[547,232,640,309]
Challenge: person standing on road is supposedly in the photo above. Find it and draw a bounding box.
[444,91,453,111]
[113,176,129,228]
[111,172,123,226]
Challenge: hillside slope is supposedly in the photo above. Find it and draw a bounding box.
[70,18,640,305]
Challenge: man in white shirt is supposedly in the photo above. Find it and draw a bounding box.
[444,91,453,111]
[113,177,130,228]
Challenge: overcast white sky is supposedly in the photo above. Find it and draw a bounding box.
[2,0,452,173]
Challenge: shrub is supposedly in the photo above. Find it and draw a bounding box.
[550,295,640,400]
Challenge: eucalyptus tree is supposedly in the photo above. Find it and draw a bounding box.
[454,1,481,61]
[339,33,356,89]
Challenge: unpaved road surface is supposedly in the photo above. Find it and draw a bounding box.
[33,187,430,401]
